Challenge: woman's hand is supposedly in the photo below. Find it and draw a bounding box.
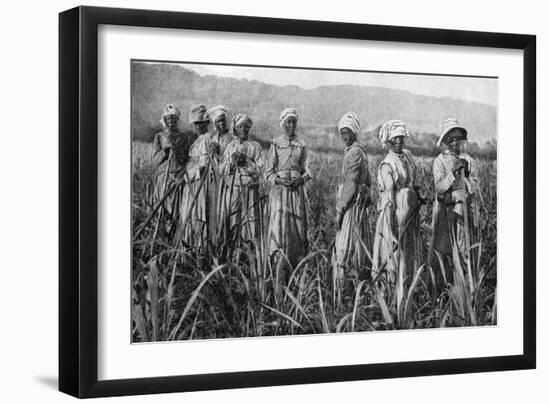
[413,185,426,205]
[199,165,207,177]
[290,176,304,190]
[335,211,344,230]
[357,190,371,207]
[460,158,470,177]
[242,167,260,178]
[209,142,220,155]
[453,159,468,176]
[231,151,247,167]
[275,176,292,187]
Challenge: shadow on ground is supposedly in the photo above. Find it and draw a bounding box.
[36,376,58,390]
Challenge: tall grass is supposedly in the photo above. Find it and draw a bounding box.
[131,142,497,341]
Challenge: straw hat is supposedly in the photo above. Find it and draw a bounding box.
[437,117,467,146]
[188,104,209,124]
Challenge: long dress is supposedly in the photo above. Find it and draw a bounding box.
[431,150,479,260]
[217,138,264,252]
[211,130,236,157]
[334,141,372,272]
[372,149,422,284]
[151,129,196,230]
[265,135,311,269]
[178,133,212,252]
[210,130,237,245]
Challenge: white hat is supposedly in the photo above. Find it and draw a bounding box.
[437,117,467,147]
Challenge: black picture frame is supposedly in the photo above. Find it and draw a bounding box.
[59,5,536,398]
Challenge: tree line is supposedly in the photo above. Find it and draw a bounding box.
[133,118,497,160]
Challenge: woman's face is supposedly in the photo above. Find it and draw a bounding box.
[215,115,228,134]
[389,136,405,154]
[164,114,178,130]
[339,127,356,147]
[446,136,462,154]
[235,121,251,141]
[447,138,460,154]
[444,129,466,154]
[283,116,297,138]
[194,120,210,135]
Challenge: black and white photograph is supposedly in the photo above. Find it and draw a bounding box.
[131,60,498,342]
[1,0,545,402]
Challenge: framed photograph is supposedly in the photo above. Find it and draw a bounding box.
[59,6,536,398]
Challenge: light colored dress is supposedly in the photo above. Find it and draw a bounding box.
[211,130,236,157]
[151,129,195,221]
[334,141,372,270]
[373,149,422,283]
[218,138,264,248]
[265,135,311,268]
[208,130,237,245]
[431,150,479,257]
[179,133,213,251]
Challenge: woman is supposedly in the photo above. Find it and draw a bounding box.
[178,104,213,252]
[151,104,196,235]
[207,105,234,244]
[430,117,479,283]
[372,120,422,285]
[218,114,264,255]
[266,108,311,272]
[334,112,372,279]
[207,105,234,157]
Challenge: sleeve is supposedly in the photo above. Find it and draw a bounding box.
[433,156,455,194]
[299,145,312,182]
[210,134,224,163]
[218,144,233,176]
[265,142,279,185]
[365,155,372,188]
[198,136,211,168]
[406,151,420,188]
[151,133,168,167]
[246,143,264,178]
[335,148,362,214]
[379,163,396,208]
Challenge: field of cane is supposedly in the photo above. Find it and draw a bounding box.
[131,141,497,342]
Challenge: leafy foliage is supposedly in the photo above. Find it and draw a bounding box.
[131,141,497,341]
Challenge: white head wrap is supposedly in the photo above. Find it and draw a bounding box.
[159,104,181,128]
[232,113,253,130]
[207,105,228,124]
[279,108,299,128]
[379,119,409,147]
[337,111,361,136]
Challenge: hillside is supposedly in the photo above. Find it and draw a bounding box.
[131,62,497,149]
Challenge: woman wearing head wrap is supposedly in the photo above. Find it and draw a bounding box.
[266,108,311,273]
[429,117,479,287]
[205,105,235,244]
[333,112,372,280]
[217,114,265,257]
[207,105,234,156]
[178,104,215,253]
[151,104,196,236]
[372,120,422,286]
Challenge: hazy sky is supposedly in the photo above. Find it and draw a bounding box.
[163,62,498,106]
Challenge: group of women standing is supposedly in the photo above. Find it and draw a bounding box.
[151,103,478,286]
